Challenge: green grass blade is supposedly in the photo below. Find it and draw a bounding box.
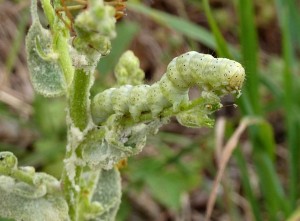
[237,0,260,114]
[200,3,263,219]
[255,152,291,218]
[5,9,30,74]
[275,0,300,209]
[234,149,262,221]
[282,0,300,49]
[202,0,231,58]
[127,2,239,57]
[237,0,291,218]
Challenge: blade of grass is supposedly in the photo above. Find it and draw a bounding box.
[234,148,262,221]
[127,2,239,57]
[236,0,292,218]
[200,2,263,219]
[283,0,300,49]
[202,0,231,58]
[237,0,260,114]
[171,0,198,49]
[201,0,254,117]
[5,9,30,75]
[238,0,289,220]
[254,152,291,219]
[275,0,300,209]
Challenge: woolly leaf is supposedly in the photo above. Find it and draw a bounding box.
[90,168,121,221]
[0,175,69,221]
[82,123,147,170]
[25,1,66,97]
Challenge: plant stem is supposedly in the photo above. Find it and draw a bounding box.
[41,0,74,86]
[40,0,55,27]
[68,69,92,131]
[62,65,96,221]
[120,96,220,127]
[53,33,75,85]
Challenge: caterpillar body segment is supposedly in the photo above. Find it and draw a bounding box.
[91,51,245,125]
[128,85,151,120]
[92,88,115,123]
[111,85,131,115]
[147,78,177,116]
[167,51,245,96]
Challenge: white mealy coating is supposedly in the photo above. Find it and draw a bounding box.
[92,51,245,124]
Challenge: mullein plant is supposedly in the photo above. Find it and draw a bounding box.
[0,0,245,220]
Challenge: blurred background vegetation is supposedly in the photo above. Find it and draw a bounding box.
[0,0,300,220]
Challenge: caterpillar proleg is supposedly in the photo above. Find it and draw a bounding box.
[92,51,245,125]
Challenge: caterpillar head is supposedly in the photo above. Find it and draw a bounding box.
[221,60,245,97]
[206,59,245,98]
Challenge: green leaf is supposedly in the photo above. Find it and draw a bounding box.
[91,168,122,221]
[0,175,69,221]
[26,19,66,97]
[146,168,200,210]
[128,158,200,211]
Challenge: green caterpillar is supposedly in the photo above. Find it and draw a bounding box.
[92,51,245,124]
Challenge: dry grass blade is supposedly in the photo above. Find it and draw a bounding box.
[0,89,33,117]
[205,117,262,221]
[215,117,226,166]
[0,0,33,118]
